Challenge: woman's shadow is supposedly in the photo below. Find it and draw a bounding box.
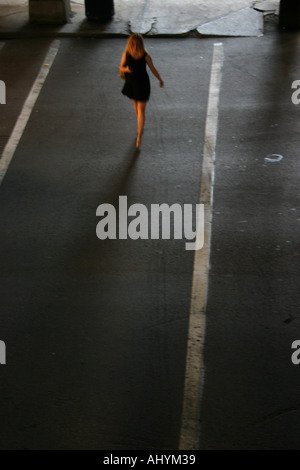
[109,141,140,206]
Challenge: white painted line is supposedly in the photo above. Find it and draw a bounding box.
[179,42,223,450]
[0,40,60,186]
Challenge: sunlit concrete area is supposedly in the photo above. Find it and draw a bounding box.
[0,0,280,37]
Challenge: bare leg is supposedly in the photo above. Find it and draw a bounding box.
[132,100,138,117]
[136,101,146,148]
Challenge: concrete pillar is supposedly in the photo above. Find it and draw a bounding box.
[29,0,71,24]
[85,0,114,22]
[279,0,300,29]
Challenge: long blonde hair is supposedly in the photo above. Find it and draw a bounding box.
[126,33,147,58]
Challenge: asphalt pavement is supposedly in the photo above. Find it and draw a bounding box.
[0,0,300,453]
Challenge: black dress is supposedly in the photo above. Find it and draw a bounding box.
[122,52,150,102]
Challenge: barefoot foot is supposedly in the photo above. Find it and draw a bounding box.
[136,134,142,148]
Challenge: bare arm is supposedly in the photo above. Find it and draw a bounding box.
[119,50,132,75]
[145,54,164,87]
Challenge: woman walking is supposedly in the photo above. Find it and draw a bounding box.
[120,33,164,149]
